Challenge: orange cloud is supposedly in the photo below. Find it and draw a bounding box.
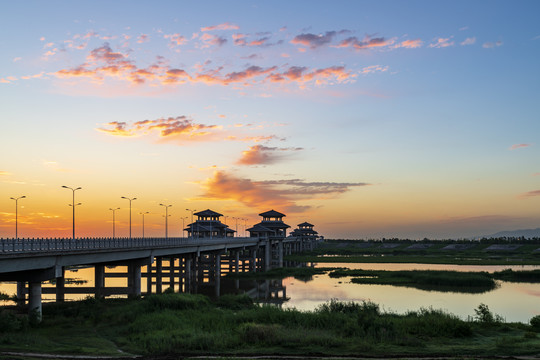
[137,34,149,43]
[0,171,12,176]
[360,65,388,74]
[199,170,370,213]
[395,39,423,48]
[97,116,220,142]
[237,145,302,165]
[510,143,531,150]
[201,22,239,32]
[291,30,349,49]
[164,33,187,47]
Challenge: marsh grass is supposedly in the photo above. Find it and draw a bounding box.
[328,269,498,293]
[2,294,540,357]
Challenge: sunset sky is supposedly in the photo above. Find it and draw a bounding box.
[1,1,539,239]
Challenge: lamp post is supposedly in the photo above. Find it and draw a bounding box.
[109,207,120,239]
[160,204,172,239]
[243,218,248,237]
[121,196,137,239]
[186,209,196,239]
[180,217,187,238]
[9,195,26,240]
[140,211,150,238]
[62,186,82,240]
[233,217,239,237]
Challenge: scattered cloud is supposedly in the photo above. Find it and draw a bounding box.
[233,33,282,47]
[291,31,344,49]
[97,116,220,142]
[394,39,423,49]
[532,173,540,177]
[460,37,476,45]
[0,171,12,176]
[199,170,370,213]
[13,57,22,62]
[360,65,388,74]
[236,145,303,165]
[201,22,239,32]
[429,37,454,48]
[336,35,394,50]
[483,40,503,48]
[509,143,531,150]
[164,33,187,48]
[137,34,149,43]
[519,190,540,198]
[200,33,227,48]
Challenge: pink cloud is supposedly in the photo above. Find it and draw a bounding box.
[336,35,395,50]
[395,39,423,49]
[429,37,455,48]
[483,40,503,49]
[201,22,239,32]
[137,34,150,43]
[509,143,531,150]
[164,33,187,47]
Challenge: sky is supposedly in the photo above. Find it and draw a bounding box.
[1,0,539,240]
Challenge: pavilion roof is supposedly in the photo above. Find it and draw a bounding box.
[195,209,223,217]
[259,209,286,218]
[246,224,274,233]
[298,222,314,227]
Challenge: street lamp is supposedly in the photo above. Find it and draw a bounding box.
[109,207,120,239]
[243,218,248,237]
[121,196,137,239]
[160,204,172,239]
[9,195,26,240]
[180,217,187,238]
[62,186,82,239]
[233,217,239,237]
[140,211,150,238]
[186,209,196,239]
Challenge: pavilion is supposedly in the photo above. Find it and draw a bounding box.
[185,209,235,238]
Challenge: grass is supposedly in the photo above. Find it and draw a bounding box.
[328,269,498,293]
[2,294,540,358]
[225,266,333,281]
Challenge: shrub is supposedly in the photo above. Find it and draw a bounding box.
[530,315,540,330]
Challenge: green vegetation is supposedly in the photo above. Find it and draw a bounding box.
[2,294,540,358]
[329,269,497,293]
[286,239,540,265]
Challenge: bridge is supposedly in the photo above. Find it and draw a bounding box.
[0,235,317,321]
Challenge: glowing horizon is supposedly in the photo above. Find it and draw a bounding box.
[1,1,539,239]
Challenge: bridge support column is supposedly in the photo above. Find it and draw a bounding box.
[128,263,141,297]
[169,257,175,292]
[16,281,25,306]
[264,240,271,271]
[185,256,192,293]
[55,271,65,302]
[235,251,240,273]
[278,240,283,268]
[215,252,221,297]
[95,265,105,298]
[250,249,257,272]
[156,257,163,294]
[28,281,42,322]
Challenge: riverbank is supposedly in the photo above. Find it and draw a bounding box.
[2,293,540,359]
[287,239,540,265]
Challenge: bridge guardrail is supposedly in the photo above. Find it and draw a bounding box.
[0,236,266,255]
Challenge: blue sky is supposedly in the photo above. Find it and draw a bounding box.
[1,1,539,239]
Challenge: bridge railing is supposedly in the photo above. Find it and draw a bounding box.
[0,236,261,255]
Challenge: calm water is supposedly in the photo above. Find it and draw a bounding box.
[282,263,540,323]
[2,262,540,323]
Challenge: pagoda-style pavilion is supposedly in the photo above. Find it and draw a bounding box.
[290,221,319,251]
[247,209,290,239]
[185,209,235,238]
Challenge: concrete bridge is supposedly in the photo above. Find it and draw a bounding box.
[0,235,315,321]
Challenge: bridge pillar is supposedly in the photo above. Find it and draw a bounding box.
[169,257,175,292]
[235,251,240,273]
[264,240,271,271]
[55,271,65,302]
[95,265,104,298]
[215,252,221,297]
[28,281,42,322]
[250,249,257,272]
[278,240,283,268]
[128,263,141,297]
[156,257,163,294]
[185,256,192,292]
[16,281,25,306]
